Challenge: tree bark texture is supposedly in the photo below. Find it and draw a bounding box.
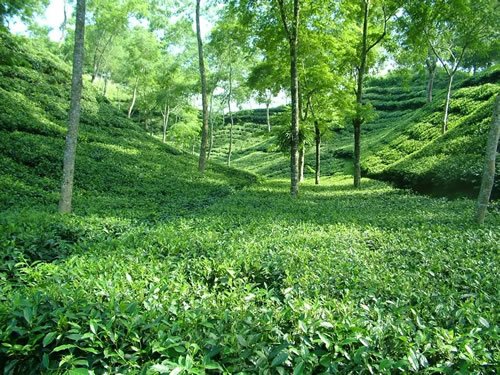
[299,146,305,182]
[207,92,214,160]
[128,79,138,118]
[59,0,86,214]
[227,66,234,167]
[352,0,369,189]
[266,102,271,132]
[196,0,209,173]
[315,120,320,185]
[162,103,170,143]
[475,95,500,224]
[426,56,436,103]
[443,73,454,134]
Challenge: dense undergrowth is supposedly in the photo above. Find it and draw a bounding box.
[1,31,499,374]
[1,178,499,373]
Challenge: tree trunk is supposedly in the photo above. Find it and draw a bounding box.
[207,91,214,159]
[59,0,68,44]
[352,0,369,189]
[227,66,234,167]
[103,75,108,97]
[59,0,86,214]
[443,73,454,134]
[196,0,209,173]
[315,120,321,185]
[266,102,271,132]
[426,55,436,103]
[162,103,170,143]
[287,0,300,197]
[299,146,305,182]
[475,95,500,224]
[128,79,138,119]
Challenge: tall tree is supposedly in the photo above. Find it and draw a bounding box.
[196,0,209,173]
[342,0,396,188]
[276,0,300,197]
[59,0,86,213]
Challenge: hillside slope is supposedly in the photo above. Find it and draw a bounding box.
[0,31,256,220]
[0,31,498,373]
[211,68,499,197]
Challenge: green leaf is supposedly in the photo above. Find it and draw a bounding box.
[170,367,183,375]
[150,364,170,374]
[320,321,334,329]
[318,333,331,349]
[89,320,98,334]
[293,361,305,375]
[408,349,419,372]
[52,344,77,352]
[271,351,288,367]
[479,317,490,328]
[68,367,89,375]
[43,332,58,347]
[23,307,33,325]
[298,320,307,333]
[42,353,49,369]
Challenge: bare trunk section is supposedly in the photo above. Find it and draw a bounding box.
[266,102,271,132]
[314,120,320,185]
[207,91,214,159]
[128,78,138,118]
[59,0,68,44]
[162,103,170,143]
[475,96,500,224]
[353,0,369,189]
[299,146,305,182]
[58,0,86,214]
[227,66,234,167]
[196,0,209,173]
[425,55,436,103]
[103,74,108,97]
[443,73,454,134]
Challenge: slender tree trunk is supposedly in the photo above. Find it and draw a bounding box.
[103,75,108,97]
[59,0,68,44]
[315,120,321,185]
[58,0,86,214]
[162,104,170,143]
[128,78,138,119]
[227,66,234,167]
[426,56,436,103]
[288,0,300,196]
[299,146,305,182]
[266,102,271,132]
[353,0,369,189]
[207,91,214,159]
[196,0,209,173]
[476,96,500,224]
[443,73,454,134]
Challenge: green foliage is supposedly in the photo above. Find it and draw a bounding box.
[1,177,498,373]
[0,13,499,374]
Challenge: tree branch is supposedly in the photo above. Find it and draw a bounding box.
[428,40,450,76]
[366,5,390,54]
[275,0,291,41]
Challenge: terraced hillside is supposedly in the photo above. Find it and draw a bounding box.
[0,31,256,219]
[214,68,499,197]
[1,30,499,374]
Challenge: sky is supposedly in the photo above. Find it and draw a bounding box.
[9,0,67,41]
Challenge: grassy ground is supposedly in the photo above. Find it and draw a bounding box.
[1,177,498,373]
